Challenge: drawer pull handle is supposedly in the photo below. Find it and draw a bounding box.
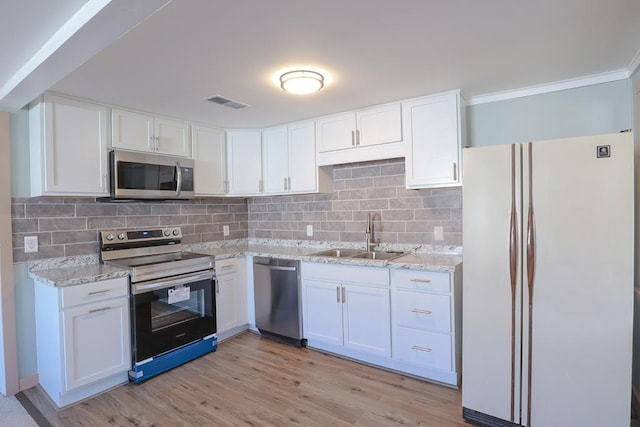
[87,289,110,295]
[411,345,432,353]
[89,306,110,314]
[411,308,432,315]
[410,278,432,283]
[219,265,234,270]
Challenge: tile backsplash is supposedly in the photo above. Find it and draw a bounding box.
[11,197,248,262]
[11,158,462,262]
[248,158,462,247]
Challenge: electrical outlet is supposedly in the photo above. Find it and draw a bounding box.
[306,225,313,237]
[222,225,230,237]
[434,226,444,241]
[24,236,38,253]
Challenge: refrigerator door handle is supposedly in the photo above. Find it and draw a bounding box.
[508,144,518,422]
[526,142,536,426]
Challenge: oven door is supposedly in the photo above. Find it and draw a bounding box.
[131,270,216,363]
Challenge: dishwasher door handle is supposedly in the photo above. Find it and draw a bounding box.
[256,265,297,272]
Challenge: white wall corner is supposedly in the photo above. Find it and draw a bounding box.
[628,46,640,80]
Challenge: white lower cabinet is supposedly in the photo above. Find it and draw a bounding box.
[34,277,131,408]
[302,262,391,360]
[215,257,248,340]
[301,261,461,387]
[390,268,462,386]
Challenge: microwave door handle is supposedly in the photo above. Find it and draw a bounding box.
[175,161,182,196]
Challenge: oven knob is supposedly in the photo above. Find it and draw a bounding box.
[164,230,171,236]
[105,234,114,241]
[117,233,126,240]
[173,229,180,236]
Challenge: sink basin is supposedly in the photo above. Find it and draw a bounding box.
[349,251,406,261]
[311,248,365,258]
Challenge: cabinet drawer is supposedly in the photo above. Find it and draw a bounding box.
[302,262,389,287]
[215,258,239,276]
[394,290,451,333]
[393,327,452,371]
[391,269,450,293]
[61,278,128,309]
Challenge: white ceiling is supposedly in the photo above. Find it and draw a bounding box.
[2,0,640,129]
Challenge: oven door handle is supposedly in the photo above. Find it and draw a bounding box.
[132,271,214,295]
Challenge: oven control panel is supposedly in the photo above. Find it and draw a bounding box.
[100,227,182,243]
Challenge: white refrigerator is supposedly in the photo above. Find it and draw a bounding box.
[461,133,634,427]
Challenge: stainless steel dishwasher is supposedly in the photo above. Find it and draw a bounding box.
[253,257,305,347]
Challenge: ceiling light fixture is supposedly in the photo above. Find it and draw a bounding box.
[279,69,325,95]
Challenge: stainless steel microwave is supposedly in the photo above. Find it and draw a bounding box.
[109,149,195,200]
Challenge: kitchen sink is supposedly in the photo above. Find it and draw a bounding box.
[311,248,406,261]
[311,248,365,258]
[349,251,405,261]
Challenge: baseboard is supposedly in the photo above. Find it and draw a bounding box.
[19,374,38,391]
[632,386,640,419]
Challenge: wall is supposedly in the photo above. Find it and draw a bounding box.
[467,79,633,147]
[249,158,462,247]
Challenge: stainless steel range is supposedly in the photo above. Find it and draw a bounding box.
[100,227,216,384]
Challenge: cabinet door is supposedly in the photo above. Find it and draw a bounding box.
[262,126,289,194]
[155,117,191,157]
[36,96,109,196]
[343,284,391,357]
[287,121,317,193]
[226,131,262,194]
[356,103,402,148]
[111,108,154,152]
[403,92,461,188]
[192,125,227,195]
[216,267,239,333]
[316,112,356,153]
[302,279,343,346]
[62,297,130,391]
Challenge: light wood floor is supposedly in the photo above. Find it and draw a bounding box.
[22,332,469,426]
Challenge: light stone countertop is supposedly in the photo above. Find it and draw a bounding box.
[29,239,462,287]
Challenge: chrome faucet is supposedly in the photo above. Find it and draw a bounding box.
[365,213,379,252]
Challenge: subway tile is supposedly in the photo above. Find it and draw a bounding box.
[87,216,127,230]
[228,203,248,213]
[414,208,451,221]
[398,232,432,245]
[12,218,39,233]
[12,232,52,248]
[380,162,405,176]
[187,214,214,224]
[194,223,217,234]
[211,213,235,223]
[181,234,203,245]
[377,221,406,232]
[394,197,426,209]
[284,202,310,212]
[326,211,353,221]
[303,212,327,222]
[52,230,98,244]
[76,204,118,217]
[11,203,25,218]
[263,212,283,221]
[126,216,161,228]
[181,204,208,214]
[380,210,414,221]
[158,215,189,226]
[117,204,151,216]
[337,189,368,200]
[373,175,404,188]
[345,177,373,189]
[267,203,287,213]
[282,212,304,222]
[423,194,462,209]
[39,218,87,231]
[351,165,381,178]
[314,231,340,241]
[333,168,352,179]
[151,204,182,215]
[65,242,100,256]
[233,213,249,222]
[321,221,346,231]
[332,200,360,211]
[308,201,332,211]
[360,199,389,211]
[365,187,397,199]
[26,204,75,218]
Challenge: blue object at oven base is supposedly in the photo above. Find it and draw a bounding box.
[129,335,217,384]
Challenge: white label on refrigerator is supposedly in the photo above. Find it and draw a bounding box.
[168,286,190,304]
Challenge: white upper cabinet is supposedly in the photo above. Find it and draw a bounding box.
[226,130,262,195]
[192,125,227,195]
[403,90,464,189]
[112,108,191,157]
[29,94,110,197]
[262,120,329,195]
[316,103,404,165]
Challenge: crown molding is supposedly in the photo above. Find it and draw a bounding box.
[468,70,630,105]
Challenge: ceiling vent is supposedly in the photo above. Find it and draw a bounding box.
[205,95,249,110]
